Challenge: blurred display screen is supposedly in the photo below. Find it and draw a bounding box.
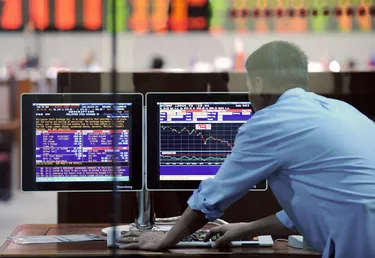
[0,0,373,32]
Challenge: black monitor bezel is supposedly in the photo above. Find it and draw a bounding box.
[146,92,268,191]
[21,93,143,191]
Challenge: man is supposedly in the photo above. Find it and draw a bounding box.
[118,41,375,258]
[23,20,40,68]
[79,50,102,72]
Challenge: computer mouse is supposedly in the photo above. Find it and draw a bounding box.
[288,235,304,249]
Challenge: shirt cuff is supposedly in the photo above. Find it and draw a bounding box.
[276,210,295,230]
[187,189,223,221]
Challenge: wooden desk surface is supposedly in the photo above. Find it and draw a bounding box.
[0,224,320,257]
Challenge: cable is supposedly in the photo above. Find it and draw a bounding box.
[274,239,288,242]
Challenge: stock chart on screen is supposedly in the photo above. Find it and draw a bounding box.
[158,102,252,181]
[34,103,131,183]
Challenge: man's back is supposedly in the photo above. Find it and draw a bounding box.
[266,88,375,257]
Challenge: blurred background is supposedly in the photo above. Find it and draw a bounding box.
[0,0,374,76]
[0,0,374,246]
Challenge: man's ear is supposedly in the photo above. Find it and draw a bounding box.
[254,76,263,94]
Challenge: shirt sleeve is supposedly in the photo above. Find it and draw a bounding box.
[276,210,296,230]
[187,112,280,221]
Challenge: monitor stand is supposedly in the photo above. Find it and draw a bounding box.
[130,187,158,231]
[101,188,168,235]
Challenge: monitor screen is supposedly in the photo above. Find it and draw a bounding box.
[147,93,268,191]
[21,93,143,191]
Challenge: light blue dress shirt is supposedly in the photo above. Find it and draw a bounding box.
[188,88,375,258]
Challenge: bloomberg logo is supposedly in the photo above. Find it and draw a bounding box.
[117,185,133,190]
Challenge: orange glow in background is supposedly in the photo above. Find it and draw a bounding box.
[83,0,102,30]
[151,0,168,32]
[29,0,49,30]
[170,0,188,31]
[55,0,76,30]
[1,0,22,29]
[129,0,149,33]
[0,0,372,32]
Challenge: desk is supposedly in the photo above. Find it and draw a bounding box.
[0,224,320,257]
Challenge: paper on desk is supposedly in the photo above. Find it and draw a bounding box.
[8,234,106,244]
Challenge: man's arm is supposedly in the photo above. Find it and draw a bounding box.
[158,207,207,249]
[250,212,297,236]
[202,212,296,247]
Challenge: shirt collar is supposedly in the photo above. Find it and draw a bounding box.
[276,87,306,103]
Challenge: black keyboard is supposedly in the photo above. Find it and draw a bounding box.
[176,230,269,247]
[181,230,221,242]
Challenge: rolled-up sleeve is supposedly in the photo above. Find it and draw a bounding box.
[187,112,280,221]
[276,210,296,230]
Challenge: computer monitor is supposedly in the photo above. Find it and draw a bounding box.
[146,92,268,191]
[21,93,143,191]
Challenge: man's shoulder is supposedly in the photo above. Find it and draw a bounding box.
[247,99,317,135]
[240,108,284,135]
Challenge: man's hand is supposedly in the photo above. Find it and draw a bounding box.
[204,213,297,248]
[117,231,167,251]
[117,207,207,251]
[204,223,253,248]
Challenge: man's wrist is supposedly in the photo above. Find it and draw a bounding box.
[234,222,258,239]
[245,214,294,237]
[158,241,169,250]
[245,220,264,236]
[158,235,173,250]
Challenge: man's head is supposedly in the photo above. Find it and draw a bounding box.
[150,56,165,69]
[245,41,309,111]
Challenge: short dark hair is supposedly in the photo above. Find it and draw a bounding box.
[245,41,309,89]
[151,57,164,69]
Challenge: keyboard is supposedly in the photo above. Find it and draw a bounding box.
[176,230,274,248]
[181,230,214,242]
[106,229,273,248]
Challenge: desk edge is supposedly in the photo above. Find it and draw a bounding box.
[0,225,24,253]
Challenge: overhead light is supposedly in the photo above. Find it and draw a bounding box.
[192,61,214,72]
[308,61,324,72]
[214,57,233,71]
[329,60,340,73]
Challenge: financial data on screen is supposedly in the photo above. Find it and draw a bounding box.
[158,102,252,181]
[34,103,131,183]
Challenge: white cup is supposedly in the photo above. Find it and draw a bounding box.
[106,228,122,248]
